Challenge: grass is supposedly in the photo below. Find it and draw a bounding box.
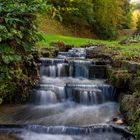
[37,33,140,48]
[37,33,118,47]
[37,33,140,62]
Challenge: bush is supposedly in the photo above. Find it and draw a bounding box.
[93,23,117,40]
[0,0,47,103]
[48,0,94,26]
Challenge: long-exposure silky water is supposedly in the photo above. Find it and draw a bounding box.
[0,47,134,140]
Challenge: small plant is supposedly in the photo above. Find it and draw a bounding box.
[130,122,140,139]
[136,70,140,78]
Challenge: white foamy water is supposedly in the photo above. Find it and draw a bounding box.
[19,131,127,140]
[14,102,119,126]
[40,76,105,85]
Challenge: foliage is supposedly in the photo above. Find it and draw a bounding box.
[129,91,140,139]
[130,122,140,139]
[0,0,47,104]
[122,0,132,29]
[108,69,130,88]
[93,0,131,39]
[133,3,140,10]
[47,0,132,40]
[136,70,140,78]
[48,0,94,26]
[136,16,140,32]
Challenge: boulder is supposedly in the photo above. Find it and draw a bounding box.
[123,61,140,73]
[128,77,140,92]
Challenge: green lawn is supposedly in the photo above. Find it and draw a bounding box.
[37,33,140,48]
[37,33,140,61]
[37,33,118,47]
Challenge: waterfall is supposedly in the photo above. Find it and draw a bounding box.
[33,56,114,105]
[2,46,133,140]
[36,90,57,105]
[39,59,107,79]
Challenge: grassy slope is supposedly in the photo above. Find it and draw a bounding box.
[37,33,118,47]
[37,33,140,61]
[37,15,94,39]
[37,33,140,49]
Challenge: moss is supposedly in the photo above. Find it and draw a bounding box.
[120,91,140,139]
[107,68,130,90]
[107,63,140,139]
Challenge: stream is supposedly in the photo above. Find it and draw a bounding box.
[0,47,134,140]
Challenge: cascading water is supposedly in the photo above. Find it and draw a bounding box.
[0,47,134,140]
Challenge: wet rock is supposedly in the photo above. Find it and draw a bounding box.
[112,115,125,125]
[115,119,124,125]
[89,65,107,79]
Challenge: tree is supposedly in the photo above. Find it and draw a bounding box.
[48,0,94,26]
[48,0,132,39]
[93,0,126,39]
[136,16,140,33]
[121,0,132,29]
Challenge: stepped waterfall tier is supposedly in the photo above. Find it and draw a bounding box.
[0,47,134,140]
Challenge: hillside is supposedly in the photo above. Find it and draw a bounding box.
[37,15,95,39]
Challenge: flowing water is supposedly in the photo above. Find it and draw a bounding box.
[0,47,134,140]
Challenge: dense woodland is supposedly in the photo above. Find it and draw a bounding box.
[48,0,132,39]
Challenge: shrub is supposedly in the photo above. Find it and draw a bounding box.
[0,0,47,103]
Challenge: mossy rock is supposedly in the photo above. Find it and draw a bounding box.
[120,91,140,139]
[120,94,138,123]
[107,68,130,90]
[129,77,140,92]
[39,47,59,57]
[123,61,140,73]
